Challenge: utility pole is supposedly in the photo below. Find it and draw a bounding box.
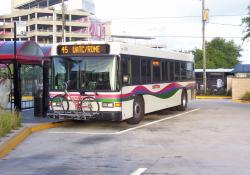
[62,0,66,42]
[13,22,21,111]
[202,0,207,94]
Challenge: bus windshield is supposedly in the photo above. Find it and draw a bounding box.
[52,56,118,91]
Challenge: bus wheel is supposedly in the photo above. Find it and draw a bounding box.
[177,90,188,111]
[127,96,144,124]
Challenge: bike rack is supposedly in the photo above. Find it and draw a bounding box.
[47,111,100,120]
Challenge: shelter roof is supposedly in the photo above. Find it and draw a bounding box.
[0,41,44,64]
[232,64,250,73]
[195,69,233,73]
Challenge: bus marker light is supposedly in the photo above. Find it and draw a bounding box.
[114,102,122,107]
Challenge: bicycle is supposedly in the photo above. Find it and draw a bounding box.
[50,81,100,119]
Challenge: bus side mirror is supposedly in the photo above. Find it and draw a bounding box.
[123,75,129,84]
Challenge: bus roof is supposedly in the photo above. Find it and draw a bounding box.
[50,41,194,62]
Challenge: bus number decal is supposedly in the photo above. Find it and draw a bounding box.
[61,46,69,54]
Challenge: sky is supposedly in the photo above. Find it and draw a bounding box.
[93,0,250,64]
[0,0,249,64]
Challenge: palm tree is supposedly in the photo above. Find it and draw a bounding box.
[242,6,250,41]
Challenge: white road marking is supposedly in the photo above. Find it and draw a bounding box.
[130,168,147,175]
[47,108,200,135]
[47,131,118,135]
[116,108,200,135]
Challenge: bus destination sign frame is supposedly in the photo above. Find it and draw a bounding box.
[57,44,110,55]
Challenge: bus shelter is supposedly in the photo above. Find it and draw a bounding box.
[0,41,48,113]
[40,45,52,115]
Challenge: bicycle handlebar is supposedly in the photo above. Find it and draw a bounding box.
[63,81,70,91]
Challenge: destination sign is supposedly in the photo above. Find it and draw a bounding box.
[57,44,110,55]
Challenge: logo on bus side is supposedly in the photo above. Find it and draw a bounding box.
[152,85,160,89]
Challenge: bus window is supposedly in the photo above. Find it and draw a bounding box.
[141,58,147,84]
[53,57,67,90]
[162,61,169,82]
[181,62,187,81]
[147,59,151,83]
[153,60,160,83]
[174,62,180,81]
[79,57,116,91]
[169,61,174,81]
[131,56,141,85]
[68,60,79,90]
[121,55,131,85]
[186,62,194,80]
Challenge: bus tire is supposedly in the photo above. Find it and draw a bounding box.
[127,96,144,124]
[177,90,188,111]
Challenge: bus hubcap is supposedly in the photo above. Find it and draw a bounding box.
[134,103,140,116]
[183,96,186,106]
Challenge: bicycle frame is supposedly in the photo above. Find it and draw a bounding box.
[63,88,82,111]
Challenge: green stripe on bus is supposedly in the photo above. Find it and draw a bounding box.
[96,98,121,103]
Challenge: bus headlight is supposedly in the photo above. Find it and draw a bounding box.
[102,102,114,108]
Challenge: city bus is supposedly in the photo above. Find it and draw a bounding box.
[47,41,195,124]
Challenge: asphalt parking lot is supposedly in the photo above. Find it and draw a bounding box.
[1,99,250,175]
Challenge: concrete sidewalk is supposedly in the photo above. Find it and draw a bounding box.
[0,109,65,158]
[21,109,61,125]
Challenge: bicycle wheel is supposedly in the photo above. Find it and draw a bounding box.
[81,97,100,114]
[51,95,69,113]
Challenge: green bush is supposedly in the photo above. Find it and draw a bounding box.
[241,92,250,101]
[0,110,22,137]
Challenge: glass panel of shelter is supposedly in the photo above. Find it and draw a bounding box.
[20,65,43,109]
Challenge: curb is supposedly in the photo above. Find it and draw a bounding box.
[0,121,65,159]
[196,96,232,99]
[233,100,250,104]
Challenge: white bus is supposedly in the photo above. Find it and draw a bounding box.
[47,41,195,124]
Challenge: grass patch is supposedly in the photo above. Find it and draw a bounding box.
[0,110,22,137]
[241,92,250,101]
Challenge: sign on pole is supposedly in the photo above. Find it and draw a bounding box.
[16,21,27,36]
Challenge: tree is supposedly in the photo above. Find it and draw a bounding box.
[242,5,250,41]
[193,38,241,69]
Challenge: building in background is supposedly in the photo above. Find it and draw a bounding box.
[231,64,250,100]
[12,0,95,14]
[232,64,250,78]
[195,69,234,94]
[0,0,110,44]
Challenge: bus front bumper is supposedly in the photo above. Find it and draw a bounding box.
[47,111,122,122]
